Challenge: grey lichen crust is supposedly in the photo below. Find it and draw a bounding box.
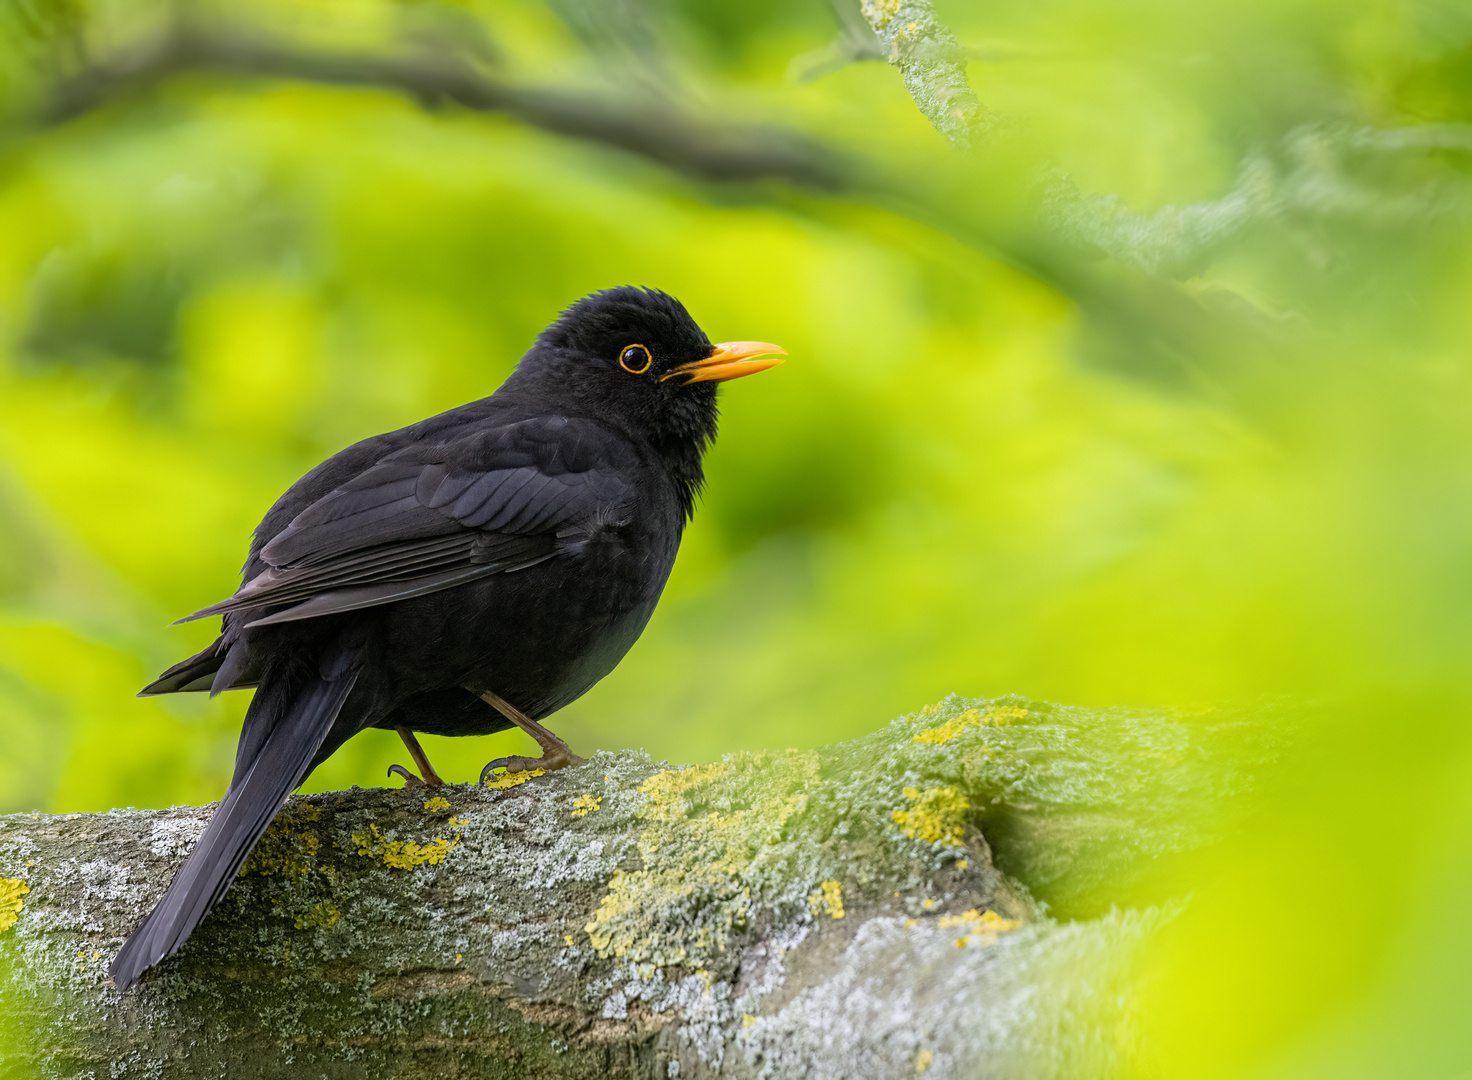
[0,696,1277,1078]
[857,0,991,148]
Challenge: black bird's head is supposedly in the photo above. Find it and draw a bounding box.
[511,286,785,516]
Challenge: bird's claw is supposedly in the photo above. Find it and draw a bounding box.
[478,749,585,786]
[388,764,427,788]
[471,690,584,786]
[479,756,529,785]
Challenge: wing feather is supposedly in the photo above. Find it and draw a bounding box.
[189,416,636,627]
[453,470,531,525]
[243,546,556,627]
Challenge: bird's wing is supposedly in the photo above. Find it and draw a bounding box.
[182,416,636,627]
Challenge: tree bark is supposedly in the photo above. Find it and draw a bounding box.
[0,695,1275,1078]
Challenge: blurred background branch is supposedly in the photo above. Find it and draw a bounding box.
[787,0,885,85]
[39,24,856,190]
[14,4,1472,385]
[9,11,1312,394]
[855,0,993,147]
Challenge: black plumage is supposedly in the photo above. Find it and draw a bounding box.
[110,287,784,990]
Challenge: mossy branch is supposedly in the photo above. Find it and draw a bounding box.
[0,696,1276,1078]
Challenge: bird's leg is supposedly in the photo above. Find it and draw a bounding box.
[475,689,586,783]
[387,727,445,789]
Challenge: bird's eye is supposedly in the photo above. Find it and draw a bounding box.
[619,344,653,375]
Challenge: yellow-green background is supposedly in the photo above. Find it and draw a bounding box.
[2,0,1471,1075]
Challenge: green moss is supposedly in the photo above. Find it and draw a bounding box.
[233,800,356,933]
[584,749,819,966]
[239,802,323,879]
[292,900,340,930]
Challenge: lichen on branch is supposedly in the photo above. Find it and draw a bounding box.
[858,0,992,148]
[0,695,1276,1078]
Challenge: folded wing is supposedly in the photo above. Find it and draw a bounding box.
[182,416,635,628]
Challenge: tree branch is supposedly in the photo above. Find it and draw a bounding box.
[22,21,1249,387]
[0,696,1274,1077]
[856,0,992,148]
[42,25,856,192]
[1043,123,1472,278]
[22,17,1472,397]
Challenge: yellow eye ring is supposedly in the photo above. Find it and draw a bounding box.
[619,344,652,375]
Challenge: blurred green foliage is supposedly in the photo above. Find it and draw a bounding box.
[2,0,1472,1074]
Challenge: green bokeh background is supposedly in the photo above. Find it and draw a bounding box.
[3,0,1472,1075]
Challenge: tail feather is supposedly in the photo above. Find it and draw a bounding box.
[110,661,360,990]
[138,638,231,696]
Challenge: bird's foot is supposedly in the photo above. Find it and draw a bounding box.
[478,746,585,786]
[472,689,586,786]
[388,727,445,789]
[387,764,441,788]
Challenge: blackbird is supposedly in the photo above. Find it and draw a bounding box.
[109,286,784,990]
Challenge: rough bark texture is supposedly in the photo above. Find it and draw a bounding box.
[0,695,1277,1078]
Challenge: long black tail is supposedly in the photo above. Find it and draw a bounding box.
[110,655,360,990]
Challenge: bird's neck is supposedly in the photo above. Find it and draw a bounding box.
[652,435,707,525]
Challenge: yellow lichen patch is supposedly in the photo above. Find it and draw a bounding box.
[351,823,458,870]
[906,908,1021,946]
[422,796,451,812]
[571,794,602,817]
[742,1013,758,1028]
[0,878,29,934]
[584,749,819,966]
[912,714,975,745]
[892,786,969,846]
[939,908,1021,947]
[293,900,340,930]
[916,1048,934,1073]
[637,759,732,808]
[808,879,845,920]
[985,705,1029,725]
[912,704,1029,745]
[240,806,322,879]
[584,870,635,953]
[483,768,546,790]
[859,0,903,29]
[934,908,980,929]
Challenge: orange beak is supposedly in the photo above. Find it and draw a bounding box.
[662,341,787,384]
